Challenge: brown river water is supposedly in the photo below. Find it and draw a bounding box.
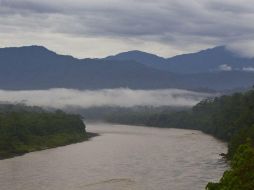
[0,123,227,190]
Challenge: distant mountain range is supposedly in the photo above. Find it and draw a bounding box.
[0,45,254,91]
[105,46,254,74]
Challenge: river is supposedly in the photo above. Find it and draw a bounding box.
[0,123,227,190]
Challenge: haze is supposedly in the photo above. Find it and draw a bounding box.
[0,88,210,109]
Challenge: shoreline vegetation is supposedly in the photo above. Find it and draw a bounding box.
[0,104,98,160]
[106,89,254,190]
[0,132,98,160]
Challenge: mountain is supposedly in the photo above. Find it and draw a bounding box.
[0,46,179,90]
[165,46,254,73]
[0,45,254,91]
[105,50,167,66]
[106,46,254,74]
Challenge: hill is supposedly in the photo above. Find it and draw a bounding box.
[0,104,96,159]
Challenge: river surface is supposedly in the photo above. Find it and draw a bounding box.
[0,123,227,190]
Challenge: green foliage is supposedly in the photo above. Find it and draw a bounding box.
[206,141,254,190]
[0,105,87,159]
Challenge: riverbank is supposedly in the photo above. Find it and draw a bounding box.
[0,104,99,160]
[105,89,254,190]
[0,132,99,160]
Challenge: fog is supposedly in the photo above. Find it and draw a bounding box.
[0,88,211,109]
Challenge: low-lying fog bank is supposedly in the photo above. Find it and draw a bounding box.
[0,88,212,109]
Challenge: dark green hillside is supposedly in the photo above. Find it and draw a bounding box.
[0,105,95,159]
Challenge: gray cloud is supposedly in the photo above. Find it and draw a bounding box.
[243,67,254,72]
[218,64,232,71]
[0,0,254,57]
[0,88,210,108]
[0,0,59,14]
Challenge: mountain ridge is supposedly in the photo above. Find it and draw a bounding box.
[0,45,254,91]
[106,46,254,73]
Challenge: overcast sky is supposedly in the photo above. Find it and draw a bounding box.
[0,0,254,58]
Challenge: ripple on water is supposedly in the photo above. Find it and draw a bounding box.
[81,178,136,190]
[0,123,228,190]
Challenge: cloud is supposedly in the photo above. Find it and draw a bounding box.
[0,88,210,108]
[0,0,59,14]
[226,40,254,58]
[0,0,254,58]
[243,67,254,72]
[218,64,232,71]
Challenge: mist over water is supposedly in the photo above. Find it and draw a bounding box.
[0,88,211,109]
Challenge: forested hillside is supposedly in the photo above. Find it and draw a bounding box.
[0,104,95,159]
[106,89,254,190]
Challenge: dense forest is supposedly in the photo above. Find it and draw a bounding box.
[0,104,95,159]
[106,89,254,190]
